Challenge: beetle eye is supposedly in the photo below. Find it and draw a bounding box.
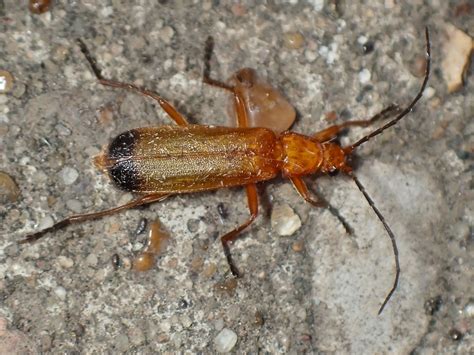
[329,169,339,176]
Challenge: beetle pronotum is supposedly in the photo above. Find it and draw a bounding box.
[20,28,431,314]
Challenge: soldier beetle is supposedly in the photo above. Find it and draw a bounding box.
[20,28,431,314]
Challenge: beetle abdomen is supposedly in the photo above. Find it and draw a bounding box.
[96,125,283,193]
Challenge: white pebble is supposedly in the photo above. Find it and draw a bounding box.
[357,35,368,45]
[54,286,66,300]
[86,253,98,267]
[309,0,324,11]
[464,302,474,317]
[358,68,371,84]
[304,49,317,62]
[60,167,79,185]
[38,215,54,230]
[57,256,74,268]
[214,328,238,353]
[271,203,302,236]
[66,199,82,213]
[424,86,436,99]
[160,26,175,44]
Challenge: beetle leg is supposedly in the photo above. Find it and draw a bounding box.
[77,39,188,126]
[99,79,188,126]
[313,104,400,142]
[290,177,353,234]
[202,36,234,92]
[19,193,170,244]
[221,184,258,277]
[202,36,252,128]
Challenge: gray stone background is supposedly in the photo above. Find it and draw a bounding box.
[0,0,472,353]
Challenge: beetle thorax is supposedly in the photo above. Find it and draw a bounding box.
[280,132,323,176]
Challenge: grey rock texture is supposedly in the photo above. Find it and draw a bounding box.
[0,1,472,353]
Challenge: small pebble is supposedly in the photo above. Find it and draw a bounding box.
[54,286,66,300]
[283,32,305,50]
[324,111,338,121]
[38,215,54,230]
[304,49,317,62]
[202,262,217,278]
[60,167,79,185]
[271,203,302,236]
[86,253,98,267]
[410,54,428,78]
[214,318,224,331]
[29,0,51,14]
[157,334,169,343]
[187,218,200,233]
[0,171,20,204]
[214,328,238,353]
[357,35,368,45]
[358,68,371,84]
[214,278,238,297]
[424,86,435,99]
[292,240,304,252]
[66,199,82,213]
[180,315,192,329]
[464,301,474,317]
[160,26,175,44]
[442,23,473,93]
[0,70,14,93]
[190,256,204,272]
[57,256,74,268]
[311,0,324,11]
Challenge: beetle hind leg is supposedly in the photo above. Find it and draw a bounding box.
[20,193,169,244]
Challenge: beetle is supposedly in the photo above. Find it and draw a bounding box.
[20,28,431,314]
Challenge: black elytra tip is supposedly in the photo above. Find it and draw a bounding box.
[109,129,139,160]
[107,129,142,191]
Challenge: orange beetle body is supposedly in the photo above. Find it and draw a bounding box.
[94,125,347,195]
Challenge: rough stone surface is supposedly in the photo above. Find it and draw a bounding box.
[1,1,472,353]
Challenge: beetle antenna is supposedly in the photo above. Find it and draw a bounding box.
[76,38,105,80]
[345,27,431,153]
[348,173,400,314]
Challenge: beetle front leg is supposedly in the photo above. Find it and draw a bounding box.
[313,104,400,142]
[221,184,258,277]
[290,176,353,234]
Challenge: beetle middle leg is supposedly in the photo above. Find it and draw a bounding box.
[202,36,252,128]
[77,39,188,126]
[19,193,169,244]
[221,184,259,277]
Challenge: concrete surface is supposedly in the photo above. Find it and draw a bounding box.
[0,1,473,353]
